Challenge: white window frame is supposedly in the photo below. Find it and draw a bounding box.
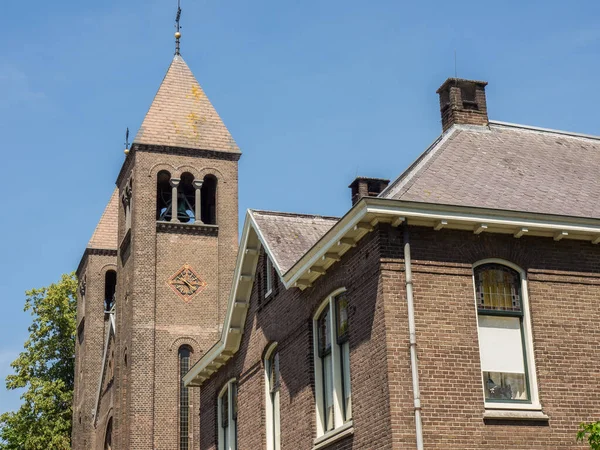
[312,288,353,440]
[217,378,238,450]
[264,343,281,450]
[472,258,541,411]
[265,257,273,298]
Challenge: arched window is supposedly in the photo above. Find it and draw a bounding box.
[313,290,352,437]
[104,418,113,450]
[218,379,238,450]
[201,175,217,225]
[177,173,196,223]
[157,170,172,221]
[474,261,540,408]
[104,270,117,312]
[179,346,191,450]
[264,344,280,450]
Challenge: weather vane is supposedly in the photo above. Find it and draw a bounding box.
[175,0,182,55]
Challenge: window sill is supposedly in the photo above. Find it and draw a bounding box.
[484,409,549,421]
[313,421,354,450]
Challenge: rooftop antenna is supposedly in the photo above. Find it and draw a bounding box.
[175,0,182,56]
[124,127,130,155]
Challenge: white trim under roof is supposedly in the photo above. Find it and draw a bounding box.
[184,197,600,387]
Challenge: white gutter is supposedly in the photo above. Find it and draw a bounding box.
[403,226,423,450]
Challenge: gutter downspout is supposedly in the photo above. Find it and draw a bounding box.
[403,225,424,450]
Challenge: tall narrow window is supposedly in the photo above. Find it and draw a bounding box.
[218,380,238,450]
[474,261,540,409]
[313,290,352,438]
[201,175,217,225]
[104,418,113,450]
[179,346,191,450]
[157,170,172,221]
[104,270,117,312]
[265,344,280,450]
[265,257,273,298]
[178,173,196,223]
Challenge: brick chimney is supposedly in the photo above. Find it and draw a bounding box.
[349,177,390,205]
[436,78,488,132]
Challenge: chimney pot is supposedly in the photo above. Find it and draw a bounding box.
[436,78,489,132]
[349,177,390,206]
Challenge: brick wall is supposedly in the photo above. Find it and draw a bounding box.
[384,225,600,449]
[111,145,239,450]
[72,251,117,450]
[199,223,600,449]
[199,228,395,450]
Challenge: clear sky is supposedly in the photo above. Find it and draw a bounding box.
[1,0,599,415]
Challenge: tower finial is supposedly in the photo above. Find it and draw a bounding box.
[175,0,182,56]
[124,127,130,155]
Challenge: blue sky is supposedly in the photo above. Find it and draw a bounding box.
[1,0,599,415]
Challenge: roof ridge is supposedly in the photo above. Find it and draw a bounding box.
[490,120,600,141]
[250,209,339,221]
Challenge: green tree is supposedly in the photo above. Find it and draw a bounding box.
[0,273,77,450]
[578,422,600,449]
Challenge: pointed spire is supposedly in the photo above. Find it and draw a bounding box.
[87,189,119,250]
[133,56,240,154]
[175,0,182,56]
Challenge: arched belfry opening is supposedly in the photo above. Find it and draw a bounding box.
[157,170,172,221]
[201,175,217,225]
[178,172,196,223]
[104,270,117,312]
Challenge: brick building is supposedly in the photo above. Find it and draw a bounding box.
[73,38,600,450]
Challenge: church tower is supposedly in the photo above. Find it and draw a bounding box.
[111,50,240,449]
[71,14,242,445]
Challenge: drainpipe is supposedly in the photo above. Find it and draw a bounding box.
[403,225,424,450]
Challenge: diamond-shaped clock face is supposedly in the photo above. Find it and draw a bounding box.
[167,264,207,302]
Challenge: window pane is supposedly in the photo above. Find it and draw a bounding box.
[318,309,331,357]
[179,348,190,450]
[478,315,529,401]
[335,294,349,343]
[483,371,528,401]
[323,354,334,431]
[221,388,229,429]
[269,352,280,394]
[341,342,352,421]
[476,265,521,312]
[232,383,238,449]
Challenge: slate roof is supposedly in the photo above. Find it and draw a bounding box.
[133,55,240,154]
[250,210,339,273]
[87,189,119,250]
[381,121,600,219]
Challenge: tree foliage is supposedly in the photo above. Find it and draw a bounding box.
[0,273,77,450]
[578,422,600,450]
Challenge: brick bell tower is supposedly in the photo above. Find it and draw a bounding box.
[111,47,240,448]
